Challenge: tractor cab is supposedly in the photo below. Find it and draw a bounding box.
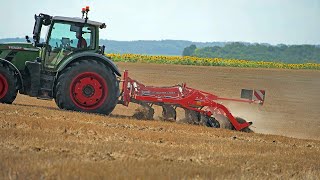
[32,7,106,70]
[0,7,120,103]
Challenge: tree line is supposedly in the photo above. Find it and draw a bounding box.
[183,42,320,63]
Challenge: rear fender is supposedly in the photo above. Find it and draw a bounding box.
[0,58,24,91]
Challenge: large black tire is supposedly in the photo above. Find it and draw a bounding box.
[0,64,18,104]
[54,60,119,115]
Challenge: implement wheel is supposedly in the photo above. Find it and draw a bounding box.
[0,64,18,104]
[55,60,119,115]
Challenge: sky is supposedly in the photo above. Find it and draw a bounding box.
[1,0,319,45]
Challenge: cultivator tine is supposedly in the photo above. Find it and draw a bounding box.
[161,105,176,121]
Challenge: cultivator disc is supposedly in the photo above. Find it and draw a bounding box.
[161,105,176,121]
[212,114,233,130]
[184,109,200,125]
[133,104,154,120]
[199,114,219,128]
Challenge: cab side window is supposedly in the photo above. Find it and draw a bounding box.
[48,23,76,49]
[48,23,94,50]
[45,22,95,68]
[81,27,94,48]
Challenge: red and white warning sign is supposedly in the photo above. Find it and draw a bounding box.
[241,89,266,104]
[253,90,265,102]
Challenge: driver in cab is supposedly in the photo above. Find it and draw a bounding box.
[76,31,87,48]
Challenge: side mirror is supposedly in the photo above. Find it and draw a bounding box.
[100,23,106,29]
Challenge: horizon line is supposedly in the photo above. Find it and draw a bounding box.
[0,37,319,46]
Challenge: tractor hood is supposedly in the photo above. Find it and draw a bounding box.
[0,42,40,71]
[0,42,39,52]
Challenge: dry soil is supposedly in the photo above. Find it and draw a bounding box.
[0,62,319,179]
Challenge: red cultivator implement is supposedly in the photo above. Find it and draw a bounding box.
[119,70,265,132]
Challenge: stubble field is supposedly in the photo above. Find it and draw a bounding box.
[0,62,319,179]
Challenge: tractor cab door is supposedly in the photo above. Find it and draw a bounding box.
[43,22,94,69]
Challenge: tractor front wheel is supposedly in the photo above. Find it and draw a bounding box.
[0,64,18,104]
[54,60,119,115]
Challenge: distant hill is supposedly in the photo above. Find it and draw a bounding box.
[0,38,226,55]
[100,40,226,55]
[0,38,27,43]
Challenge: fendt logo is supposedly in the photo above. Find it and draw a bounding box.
[8,46,23,50]
[7,46,38,52]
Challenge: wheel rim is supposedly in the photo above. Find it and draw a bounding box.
[70,72,108,110]
[0,74,8,99]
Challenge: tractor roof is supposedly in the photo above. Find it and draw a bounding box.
[52,16,104,27]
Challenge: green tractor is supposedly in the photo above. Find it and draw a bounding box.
[0,8,120,114]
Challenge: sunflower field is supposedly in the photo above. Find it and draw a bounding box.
[107,53,320,70]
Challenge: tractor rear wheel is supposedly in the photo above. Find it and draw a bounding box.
[0,64,18,104]
[54,60,119,115]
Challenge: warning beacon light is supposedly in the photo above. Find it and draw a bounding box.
[81,6,90,22]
